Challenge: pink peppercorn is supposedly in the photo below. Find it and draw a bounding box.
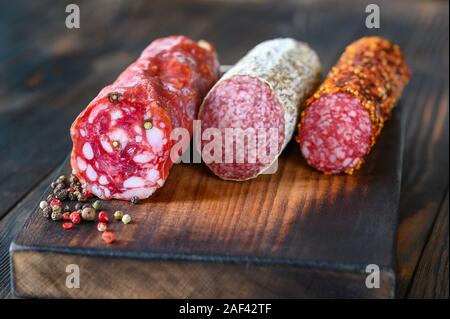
[70,211,81,224]
[102,231,115,244]
[98,211,109,223]
[62,222,73,230]
[97,222,107,232]
[82,189,93,198]
[50,199,62,207]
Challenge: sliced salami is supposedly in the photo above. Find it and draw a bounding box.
[198,38,322,180]
[70,36,220,200]
[297,37,410,174]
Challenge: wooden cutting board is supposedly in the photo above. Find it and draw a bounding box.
[10,107,404,299]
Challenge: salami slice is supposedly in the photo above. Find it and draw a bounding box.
[297,37,410,174]
[198,38,322,180]
[70,36,220,200]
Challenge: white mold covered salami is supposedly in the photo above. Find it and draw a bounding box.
[198,38,322,180]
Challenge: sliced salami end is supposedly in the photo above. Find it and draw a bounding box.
[200,75,285,180]
[298,93,372,174]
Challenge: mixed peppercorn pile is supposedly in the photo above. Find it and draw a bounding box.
[39,174,134,244]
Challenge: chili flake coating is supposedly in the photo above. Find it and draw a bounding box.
[297,37,410,174]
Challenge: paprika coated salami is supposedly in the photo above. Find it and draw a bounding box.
[297,37,410,174]
[199,38,322,180]
[70,36,220,200]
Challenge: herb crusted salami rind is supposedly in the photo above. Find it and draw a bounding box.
[70,36,220,200]
[297,36,411,174]
[199,38,322,181]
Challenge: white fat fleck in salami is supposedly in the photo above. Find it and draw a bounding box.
[146,168,160,182]
[133,152,154,163]
[146,127,164,153]
[99,175,109,185]
[100,136,113,153]
[80,129,86,137]
[86,164,98,181]
[116,188,157,200]
[199,38,321,180]
[123,176,146,188]
[82,142,94,160]
[76,156,87,171]
[110,109,123,120]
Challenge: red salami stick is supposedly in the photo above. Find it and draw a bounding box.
[297,37,410,174]
[70,36,220,200]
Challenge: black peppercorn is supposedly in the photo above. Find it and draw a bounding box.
[68,192,77,201]
[42,206,52,219]
[130,196,139,204]
[54,189,68,201]
[77,194,87,203]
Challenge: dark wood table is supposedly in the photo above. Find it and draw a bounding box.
[0,0,448,298]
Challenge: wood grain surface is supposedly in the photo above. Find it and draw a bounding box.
[0,0,448,298]
[11,106,402,298]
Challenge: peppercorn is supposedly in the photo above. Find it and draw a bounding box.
[108,92,123,103]
[130,196,139,205]
[55,189,68,201]
[39,201,48,209]
[68,192,77,201]
[62,212,71,221]
[121,214,131,224]
[70,211,81,224]
[42,206,52,219]
[82,189,93,198]
[113,210,123,221]
[102,231,115,244]
[97,222,107,232]
[57,175,66,183]
[63,204,71,212]
[52,205,62,214]
[62,222,73,230]
[73,190,81,198]
[144,120,153,130]
[92,200,102,210]
[98,211,109,223]
[69,174,79,184]
[51,181,57,189]
[70,182,82,191]
[46,194,55,202]
[74,203,82,210]
[77,194,87,203]
[111,140,120,148]
[81,207,96,221]
[51,211,63,221]
[50,199,62,208]
[82,203,91,209]
[53,183,65,193]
